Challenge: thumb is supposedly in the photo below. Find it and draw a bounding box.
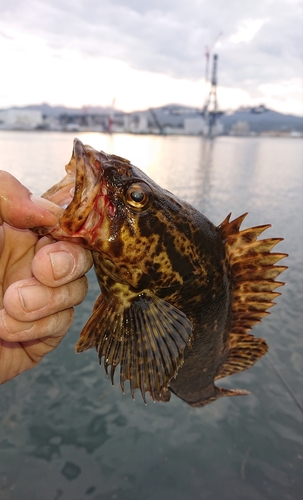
[0,171,62,228]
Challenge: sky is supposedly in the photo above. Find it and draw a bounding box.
[0,0,302,115]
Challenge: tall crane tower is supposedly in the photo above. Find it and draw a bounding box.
[202,32,222,137]
[203,53,220,137]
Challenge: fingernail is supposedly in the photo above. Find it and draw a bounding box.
[49,251,75,280]
[18,284,50,312]
[30,195,63,218]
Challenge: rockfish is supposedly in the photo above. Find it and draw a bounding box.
[34,139,287,406]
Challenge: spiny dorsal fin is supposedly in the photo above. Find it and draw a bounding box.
[219,213,287,339]
[76,291,193,403]
[217,214,287,380]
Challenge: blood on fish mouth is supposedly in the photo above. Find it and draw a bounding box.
[37,139,115,246]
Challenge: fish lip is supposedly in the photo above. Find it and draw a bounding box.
[39,139,108,241]
[58,138,106,235]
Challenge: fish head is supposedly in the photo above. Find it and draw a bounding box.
[38,138,203,291]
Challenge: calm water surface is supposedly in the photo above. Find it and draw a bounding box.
[0,131,302,500]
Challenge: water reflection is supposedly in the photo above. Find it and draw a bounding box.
[191,137,214,213]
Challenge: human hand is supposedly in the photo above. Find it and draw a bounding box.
[0,171,93,383]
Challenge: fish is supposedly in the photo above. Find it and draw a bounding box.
[33,138,287,407]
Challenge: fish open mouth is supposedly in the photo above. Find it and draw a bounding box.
[40,138,112,245]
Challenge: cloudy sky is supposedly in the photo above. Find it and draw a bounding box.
[0,0,302,115]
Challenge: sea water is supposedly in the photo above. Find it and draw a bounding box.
[0,131,302,500]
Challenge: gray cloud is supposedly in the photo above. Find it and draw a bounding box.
[1,0,302,93]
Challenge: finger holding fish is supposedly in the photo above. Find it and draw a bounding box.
[2,275,88,327]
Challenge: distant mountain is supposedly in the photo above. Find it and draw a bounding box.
[137,103,303,133]
[2,102,117,117]
[220,108,303,133]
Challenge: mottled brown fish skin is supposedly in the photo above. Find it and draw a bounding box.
[147,213,232,405]
[33,139,287,406]
[92,196,231,405]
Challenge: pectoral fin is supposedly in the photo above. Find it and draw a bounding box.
[76,291,193,403]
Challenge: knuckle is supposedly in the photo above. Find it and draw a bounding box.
[44,308,74,338]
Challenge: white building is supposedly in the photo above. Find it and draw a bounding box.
[184,117,208,135]
[125,113,150,134]
[0,109,43,129]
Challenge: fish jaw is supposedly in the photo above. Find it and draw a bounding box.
[36,139,114,246]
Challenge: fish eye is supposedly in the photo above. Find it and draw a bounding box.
[125,182,152,210]
[130,189,144,203]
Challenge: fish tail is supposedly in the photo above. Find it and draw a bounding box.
[189,387,250,407]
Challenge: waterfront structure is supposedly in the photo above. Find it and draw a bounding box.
[0,109,43,130]
[0,104,301,136]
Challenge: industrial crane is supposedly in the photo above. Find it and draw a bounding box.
[202,33,223,137]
